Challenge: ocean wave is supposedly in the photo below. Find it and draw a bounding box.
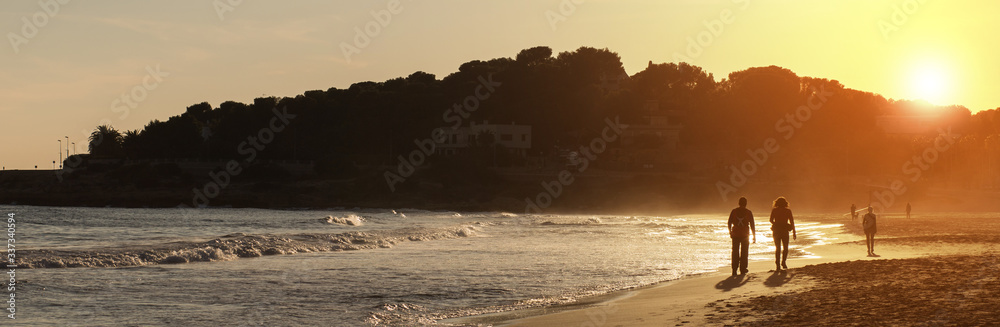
[367,302,432,326]
[538,217,603,226]
[324,214,365,226]
[20,224,487,269]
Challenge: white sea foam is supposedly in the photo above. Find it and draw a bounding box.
[7,205,852,327]
[21,224,484,269]
[325,214,365,226]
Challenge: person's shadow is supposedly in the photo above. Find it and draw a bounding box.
[764,270,793,287]
[715,274,749,291]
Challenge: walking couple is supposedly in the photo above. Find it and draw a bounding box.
[728,196,797,276]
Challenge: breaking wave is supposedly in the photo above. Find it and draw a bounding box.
[538,217,603,226]
[324,214,365,226]
[21,224,487,269]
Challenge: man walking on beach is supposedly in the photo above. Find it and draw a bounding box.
[863,206,877,256]
[728,197,756,276]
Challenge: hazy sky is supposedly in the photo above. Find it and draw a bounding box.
[2,0,997,169]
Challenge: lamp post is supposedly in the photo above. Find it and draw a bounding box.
[58,139,62,169]
[65,136,69,158]
[71,142,76,155]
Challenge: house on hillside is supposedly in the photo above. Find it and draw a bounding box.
[614,100,686,169]
[436,121,532,157]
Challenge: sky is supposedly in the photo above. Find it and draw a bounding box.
[1,0,998,169]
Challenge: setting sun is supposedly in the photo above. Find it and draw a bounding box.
[908,62,953,106]
[7,1,1000,325]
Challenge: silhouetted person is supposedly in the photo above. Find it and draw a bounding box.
[850,204,858,220]
[863,206,877,256]
[728,197,756,276]
[769,197,796,271]
[906,202,911,219]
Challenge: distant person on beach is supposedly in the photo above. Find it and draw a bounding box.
[851,204,858,220]
[863,206,877,256]
[728,197,756,276]
[769,197,796,271]
[906,202,911,219]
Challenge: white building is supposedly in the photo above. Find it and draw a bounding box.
[621,100,684,149]
[436,121,532,157]
[613,100,685,169]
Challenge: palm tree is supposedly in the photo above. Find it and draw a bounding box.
[121,129,141,159]
[89,125,124,157]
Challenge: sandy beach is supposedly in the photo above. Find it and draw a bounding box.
[452,214,1000,327]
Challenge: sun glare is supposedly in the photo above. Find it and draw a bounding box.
[908,63,952,105]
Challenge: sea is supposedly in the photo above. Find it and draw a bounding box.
[3,205,843,326]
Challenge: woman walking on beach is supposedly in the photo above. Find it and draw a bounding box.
[769,197,796,271]
[863,206,877,256]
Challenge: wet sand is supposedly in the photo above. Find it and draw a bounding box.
[479,215,1000,327]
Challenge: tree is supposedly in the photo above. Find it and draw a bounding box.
[89,125,124,158]
[121,129,141,158]
[515,46,553,66]
[77,46,999,195]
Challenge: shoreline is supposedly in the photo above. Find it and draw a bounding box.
[444,220,864,326]
[495,243,888,327]
[447,215,1000,326]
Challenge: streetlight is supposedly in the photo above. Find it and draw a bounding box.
[65,136,69,158]
[58,139,62,169]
